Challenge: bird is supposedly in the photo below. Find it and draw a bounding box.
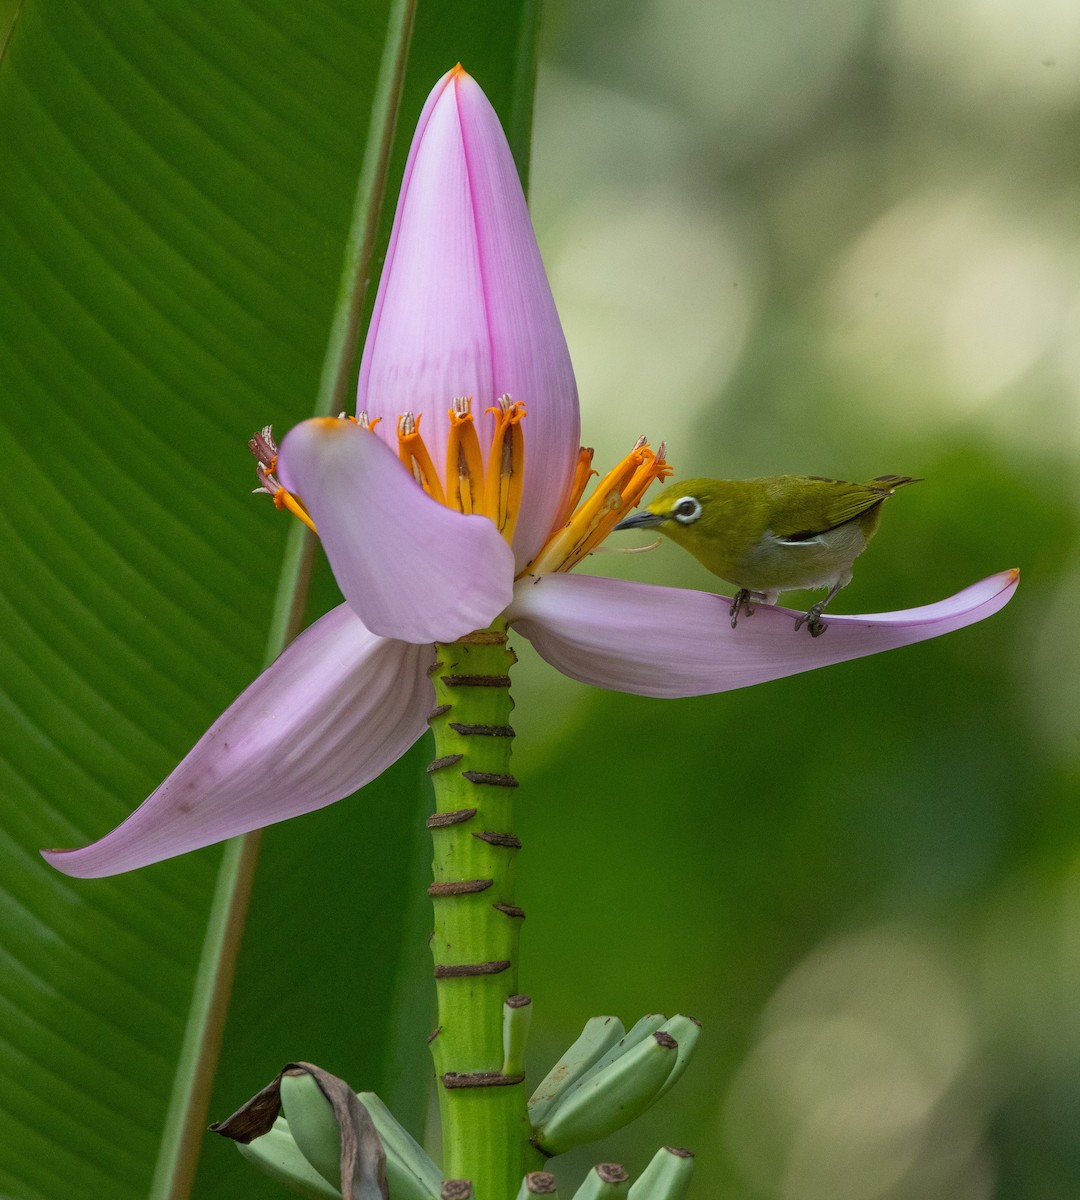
[614,474,920,635]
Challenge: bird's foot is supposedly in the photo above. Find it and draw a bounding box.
[729,589,757,628]
[794,603,829,637]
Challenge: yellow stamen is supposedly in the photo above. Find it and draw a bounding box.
[551,447,596,535]
[398,412,447,505]
[523,437,672,576]
[483,395,526,539]
[274,488,318,534]
[445,397,486,515]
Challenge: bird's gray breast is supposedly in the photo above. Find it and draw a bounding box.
[744,522,869,591]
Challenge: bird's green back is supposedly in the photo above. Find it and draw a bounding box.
[750,475,916,539]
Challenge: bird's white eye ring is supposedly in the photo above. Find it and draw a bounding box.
[672,496,702,525]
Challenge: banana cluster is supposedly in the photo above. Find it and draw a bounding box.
[236,1080,442,1200]
[528,1013,700,1156]
[517,1146,695,1199]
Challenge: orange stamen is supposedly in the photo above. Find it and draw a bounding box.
[483,395,526,539]
[274,489,318,534]
[398,412,446,505]
[523,437,672,576]
[445,397,486,515]
[549,447,596,536]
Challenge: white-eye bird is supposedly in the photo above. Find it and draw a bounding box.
[614,474,920,636]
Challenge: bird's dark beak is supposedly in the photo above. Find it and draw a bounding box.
[614,510,663,531]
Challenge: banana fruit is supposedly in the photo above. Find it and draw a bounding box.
[236,1116,340,1198]
[530,1014,699,1156]
[652,1016,700,1101]
[570,1163,630,1199]
[503,993,534,1077]
[356,1091,443,1200]
[278,1071,361,1194]
[528,1015,626,1126]
[627,1146,695,1200]
[515,1170,560,1197]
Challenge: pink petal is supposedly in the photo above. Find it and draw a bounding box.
[278,419,514,644]
[42,605,433,878]
[357,67,580,567]
[507,570,1019,699]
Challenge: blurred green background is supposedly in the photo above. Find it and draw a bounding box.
[1,1,1077,1198]
[517,0,1080,1195]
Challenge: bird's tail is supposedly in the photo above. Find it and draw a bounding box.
[868,474,922,494]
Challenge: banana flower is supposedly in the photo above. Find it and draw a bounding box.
[43,68,1017,878]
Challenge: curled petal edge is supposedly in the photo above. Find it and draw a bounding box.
[506,570,1019,699]
[43,605,434,878]
[278,418,515,645]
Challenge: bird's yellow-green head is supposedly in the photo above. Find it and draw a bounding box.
[614,478,777,585]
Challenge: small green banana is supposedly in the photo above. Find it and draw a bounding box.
[532,1030,679,1155]
[626,1147,695,1200]
[279,1071,348,1192]
[554,1015,668,1106]
[355,1092,442,1200]
[278,1071,388,1200]
[235,1116,341,1198]
[653,1016,700,1100]
[528,1015,626,1126]
[503,993,533,1077]
[515,1170,560,1197]
[570,1163,630,1199]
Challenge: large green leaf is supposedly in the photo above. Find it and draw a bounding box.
[0,4,540,1198]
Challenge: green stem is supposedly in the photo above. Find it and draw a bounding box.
[148,832,262,1200]
[426,618,531,1195]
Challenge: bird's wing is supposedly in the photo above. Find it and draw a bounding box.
[772,478,890,542]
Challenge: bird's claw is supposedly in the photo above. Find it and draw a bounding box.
[729,589,757,628]
[794,605,829,636]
